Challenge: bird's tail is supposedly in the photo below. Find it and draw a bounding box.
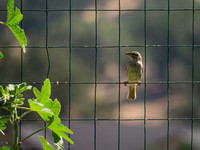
[127,84,136,100]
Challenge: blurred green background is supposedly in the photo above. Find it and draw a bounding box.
[1,0,200,149]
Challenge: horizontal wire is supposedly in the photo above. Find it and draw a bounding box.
[0,81,200,85]
[20,118,200,121]
[0,45,200,49]
[1,8,200,12]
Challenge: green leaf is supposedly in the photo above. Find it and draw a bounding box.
[52,131,61,144]
[41,79,51,103]
[5,83,32,106]
[45,98,60,116]
[0,115,11,123]
[39,136,54,150]
[17,82,32,93]
[0,51,3,59]
[0,115,11,130]
[0,146,10,150]
[35,79,51,103]
[33,79,60,116]
[0,86,6,107]
[7,25,26,53]
[5,0,27,53]
[52,132,64,150]
[0,86,5,97]
[48,116,74,145]
[33,87,41,101]
[7,8,23,26]
[7,0,14,22]
[28,99,53,122]
[32,79,74,145]
[0,123,6,130]
[48,116,54,126]
[7,83,32,95]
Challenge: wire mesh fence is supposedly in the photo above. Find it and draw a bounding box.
[1,0,200,149]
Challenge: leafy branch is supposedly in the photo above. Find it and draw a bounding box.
[0,79,74,149]
[29,79,74,146]
[0,0,27,55]
[0,0,73,149]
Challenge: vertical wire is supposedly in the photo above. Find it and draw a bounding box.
[20,0,23,83]
[143,0,147,149]
[46,0,50,78]
[68,0,72,149]
[118,0,121,150]
[167,0,170,150]
[19,0,23,147]
[191,0,195,149]
[44,0,49,139]
[94,0,98,149]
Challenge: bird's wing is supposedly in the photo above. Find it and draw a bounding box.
[142,64,144,73]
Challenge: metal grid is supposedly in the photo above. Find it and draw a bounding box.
[0,0,200,149]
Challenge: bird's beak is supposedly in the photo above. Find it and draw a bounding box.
[125,52,131,56]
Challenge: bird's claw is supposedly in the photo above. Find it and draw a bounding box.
[137,81,142,86]
[124,81,128,86]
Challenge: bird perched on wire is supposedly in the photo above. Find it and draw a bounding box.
[125,51,143,100]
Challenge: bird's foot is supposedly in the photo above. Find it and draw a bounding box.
[124,81,128,86]
[137,81,142,86]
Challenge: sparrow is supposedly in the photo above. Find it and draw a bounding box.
[125,51,143,100]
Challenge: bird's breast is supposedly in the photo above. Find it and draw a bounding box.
[126,61,143,82]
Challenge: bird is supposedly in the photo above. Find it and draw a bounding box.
[125,51,143,100]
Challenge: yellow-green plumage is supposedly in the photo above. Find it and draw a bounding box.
[128,84,136,100]
[125,51,143,100]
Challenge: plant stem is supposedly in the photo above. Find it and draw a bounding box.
[0,21,4,24]
[13,108,19,150]
[18,110,31,121]
[0,130,14,148]
[17,106,30,111]
[21,126,48,144]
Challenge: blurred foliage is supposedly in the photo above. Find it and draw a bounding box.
[148,140,197,150]
[147,134,198,150]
